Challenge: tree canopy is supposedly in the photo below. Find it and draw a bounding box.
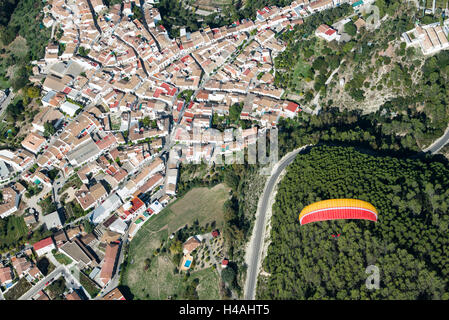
[344,21,357,36]
[258,145,449,299]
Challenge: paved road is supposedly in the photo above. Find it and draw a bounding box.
[19,262,87,300]
[52,174,65,206]
[46,254,91,298]
[19,265,67,300]
[423,125,449,154]
[244,146,306,300]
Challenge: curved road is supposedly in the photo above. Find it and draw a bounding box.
[423,125,449,154]
[244,146,307,300]
[243,118,449,300]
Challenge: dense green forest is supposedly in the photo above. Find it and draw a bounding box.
[0,0,18,26]
[258,145,449,299]
[0,0,50,90]
[276,107,424,159]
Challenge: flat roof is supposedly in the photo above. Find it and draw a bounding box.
[61,101,81,111]
[60,241,92,265]
[66,139,101,165]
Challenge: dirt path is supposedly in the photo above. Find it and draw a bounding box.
[311,59,345,115]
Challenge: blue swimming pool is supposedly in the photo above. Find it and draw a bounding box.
[184,260,192,268]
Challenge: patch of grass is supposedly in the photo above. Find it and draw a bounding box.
[131,184,228,237]
[0,216,28,250]
[79,272,100,297]
[110,114,122,131]
[0,77,10,90]
[64,200,86,222]
[123,252,219,300]
[38,195,57,215]
[8,36,28,59]
[195,268,220,300]
[53,253,73,265]
[121,184,229,299]
[158,184,228,234]
[47,278,66,300]
[291,58,312,92]
[294,58,311,78]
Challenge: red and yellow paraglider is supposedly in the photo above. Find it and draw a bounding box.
[298,199,378,226]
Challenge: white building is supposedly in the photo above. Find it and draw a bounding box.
[90,193,123,224]
[109,218,128,234]
[33,237,56,257]
[402,24,449,55]
[60,101,81,117]
[315,24,341,42]
[148,200,164,214]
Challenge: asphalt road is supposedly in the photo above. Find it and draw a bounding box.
[423,125,449,154]
[18,265,77,300]
[244,147,304,300]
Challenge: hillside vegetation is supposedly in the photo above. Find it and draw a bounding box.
[275,0,449,148]
[120,185,228,300]
[0,0,50,90]
[258,145,449,299]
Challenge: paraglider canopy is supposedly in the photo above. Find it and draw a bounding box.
[331,233,341,238]
[299,199,378,226]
